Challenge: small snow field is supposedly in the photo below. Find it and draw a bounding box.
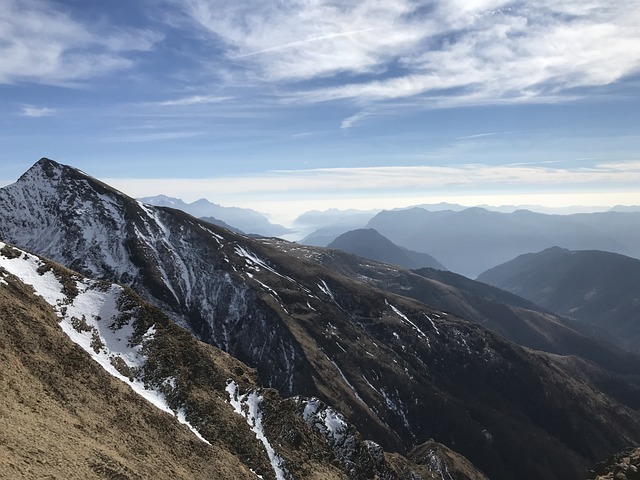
[0,242,209,445]
[226,381,288,480]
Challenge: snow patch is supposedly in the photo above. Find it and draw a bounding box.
[226,381,288,480]
[0,243,209,445]
[387,301,427,340]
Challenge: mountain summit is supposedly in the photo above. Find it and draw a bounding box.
[478,247,640,352]
[3,158,640,480]
[328,228,447,270]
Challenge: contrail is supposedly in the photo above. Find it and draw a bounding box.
[229,27,376,58]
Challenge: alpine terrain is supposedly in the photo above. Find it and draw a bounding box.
[327,228,447,270]
[2,158,640,480]
[1,241,480,480]
[477,247,640,353]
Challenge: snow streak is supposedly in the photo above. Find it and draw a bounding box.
[226,381,288,480]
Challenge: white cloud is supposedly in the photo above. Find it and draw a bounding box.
[0,0,163,85]
[105,131,203,142]
[105,160,640,199]
[20,105,56,117]
[143,95,234,107]
[174,0,640,108]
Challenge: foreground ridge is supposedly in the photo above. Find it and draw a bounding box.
[1,240,487,479]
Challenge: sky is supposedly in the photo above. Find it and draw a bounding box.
[1,0,640,225]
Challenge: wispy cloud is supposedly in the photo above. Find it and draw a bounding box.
[0,0,163,85]
[105,160,640,197]
[106,131,202,143]
[19,105,56,117]
[142,95,233,107]
[457,131,516,140]
[229,28,377,59]
[175,0,640,109]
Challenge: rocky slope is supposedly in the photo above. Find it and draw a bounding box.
[327,228,447,270]
[588,447,640,480]
[1,241,477,480]
[477,247,640,353]
[2,159,640,480]
[291,245,640,379]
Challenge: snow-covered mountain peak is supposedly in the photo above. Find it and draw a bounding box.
[17,157,64,182]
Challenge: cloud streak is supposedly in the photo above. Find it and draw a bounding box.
[0,0,162,85]
[175,0,640,111]
[106,160,640,198]
[19,105,56,117]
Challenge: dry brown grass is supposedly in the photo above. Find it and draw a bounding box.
[0,274,262,480]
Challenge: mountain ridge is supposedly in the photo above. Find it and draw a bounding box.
[2,239,483,480]
[477,247,640,353]
[139,193,290,237]
[328,228,447,270]
[364,206,640,277]
[2,158,640,479]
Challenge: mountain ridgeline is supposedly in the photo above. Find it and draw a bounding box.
[1,241,475,480]
[327,228,447,270]
[2,158,640,479]
[139,194,290,237]
[478,247,640,353]
[357,206,640,277]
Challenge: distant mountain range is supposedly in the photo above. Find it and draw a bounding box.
[363,207,640,277]
[139,194,290,237]
[2,158,640,480]
[328,228,447,270]
[478,247,640,353]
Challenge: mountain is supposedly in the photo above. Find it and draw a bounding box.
[139,194,290,237]
[327,229,447,270]
[3,159,640,479]
[300,245,640,383]
[1,241,482,480]
[295,209,379,245]
[477,247,640,353]
[365,207,640,277]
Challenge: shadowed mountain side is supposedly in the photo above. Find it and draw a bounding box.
[1,244,481,480]
[292,245,640,382]
[478,247,640,353]
[328,228,447,270]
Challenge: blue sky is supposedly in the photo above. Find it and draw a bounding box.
[1,0,640,224]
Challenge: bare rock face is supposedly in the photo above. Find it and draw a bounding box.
[588,447,640,480]
[3,158,640,480]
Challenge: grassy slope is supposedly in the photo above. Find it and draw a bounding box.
[0,272,265,480]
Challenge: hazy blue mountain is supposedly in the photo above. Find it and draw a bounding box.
[328,228,447,270]
[294,208,380,244]
[140,194,290,237]
[366,207,640,277]
[477,247,640,353]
